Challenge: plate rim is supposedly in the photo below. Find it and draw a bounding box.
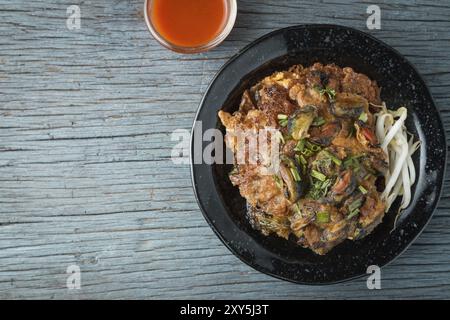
[190,23,448,285]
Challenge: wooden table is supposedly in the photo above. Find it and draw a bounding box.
[1,0,449,299]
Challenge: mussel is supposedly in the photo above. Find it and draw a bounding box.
[342,192,366,219]
[279,162,307,203]
[291,200,328,227]
[247,204,290,239]
[309,121,342,146]
[321,219,351,243]
[361,149,389,176]
[329,169,356,202]
[355,120,379,147]
[330,93,368,119]
[310,149,341,177]
[289,202,315,237]
[355,193,386,236]
[287,105,317,140]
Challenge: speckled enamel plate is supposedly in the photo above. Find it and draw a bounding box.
[190,25,447,284]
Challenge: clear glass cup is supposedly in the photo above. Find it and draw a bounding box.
[144,0,237,54]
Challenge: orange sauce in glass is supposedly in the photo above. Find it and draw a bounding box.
[150,0,228,48]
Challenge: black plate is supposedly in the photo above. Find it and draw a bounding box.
[190,24,447,284]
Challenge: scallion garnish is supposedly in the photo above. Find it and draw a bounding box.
[344,155,363,170]
[312,117,326,126]
[315,86,336,101]
[316,211,330,224]
[305,140,321,152]
[347,196,364,220]
[299,154,307,165]
[293,203,301,215]
[321,179,332,190]
[323,150,342,166]
[294,139,305,152]
[347,209,360,220]
[277,114,288,120]
[359,112,368,122]
[295,154,307,174]
[273,175,283,189]
[290,167,301,182]
[301,149,313,157]
[307,178,332,200]
[343,158,353,168]
[358,185,368,194]
[282,155,296,169]
[348,198,364,213]
[311,169,327,182]
[279,118,288,127]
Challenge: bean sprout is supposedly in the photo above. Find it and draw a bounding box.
[375,104,420,224]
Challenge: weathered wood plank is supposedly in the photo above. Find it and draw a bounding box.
[1,0,450,299]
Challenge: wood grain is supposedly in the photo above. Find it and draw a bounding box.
[0,0,450,299]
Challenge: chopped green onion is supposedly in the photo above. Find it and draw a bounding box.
[277,114,288,120]
[311,169,327,182]
[343,158,353,168]
[344,155,362,170]
[282,155,296,169]
[301,149,313,157]
[325,88,336,101]
[315,86,336,101]
[332,157,342,166]
[359,112,368,122]
[316,211,330,224]
[348,198,363,213]
[312,117,326,126]
[321,179,332,189]
[323,150,342,166]
[273,175,283,189]
[358,185,368,194]
[307,177,332,200]
[279,118,288,127]
[347,209,360,220]
[290,167,301,182]
[295,154,307,174]
[293,203,301,215]
[305,140,321,152]
[294,139,305,152]
[299,154,307,165]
